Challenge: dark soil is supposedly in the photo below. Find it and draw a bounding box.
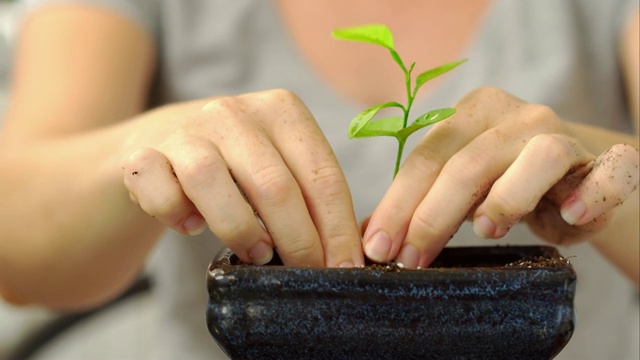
[230,252,572,271]
[504,255,573,269]
[362,255,573,272]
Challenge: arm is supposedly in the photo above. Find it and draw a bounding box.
[0,5,364,310]
[620,9,640,126]
[569,124,639,284]
[585,8,640,283]
[0,4,160,309]
[364,10,640,285]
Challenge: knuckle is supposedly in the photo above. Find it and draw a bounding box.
[199,97,249,128]
[153,191,185,216]
[217,215,257,245]
[403,147,444,179]
[201,95,242,114]
[281,238,317,263]
[144,197,188,229]
[411,211,443,240]
[528,134,575,166]
[473,86,504,98]
[176,151,223,189]
[462,86,512,105]
[260,88,302,105]
[520,103,562,129]
[409,211,459,254]
[259,89,312,126]
[124,148,160,182]
[253,165,296,206]
[126,147,156,167]
[444,151,491,189]
[486,185,530,216]
[307,164,346,197]
[525,103,556,120]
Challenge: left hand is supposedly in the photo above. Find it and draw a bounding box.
[361,86,639,268]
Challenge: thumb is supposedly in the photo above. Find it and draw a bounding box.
[559,144,639,226]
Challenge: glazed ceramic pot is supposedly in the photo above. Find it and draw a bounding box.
[206,246,576,360]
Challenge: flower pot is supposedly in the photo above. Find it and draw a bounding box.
[206,245,576,360]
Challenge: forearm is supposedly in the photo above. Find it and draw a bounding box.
[568,121,639,284]
[590,191,639,285]
[0,119,164,310]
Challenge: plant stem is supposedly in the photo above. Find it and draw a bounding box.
[403,65,414,128]
[394,62,415,179]
[393,138,406,178]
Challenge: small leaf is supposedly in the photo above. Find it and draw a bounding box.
[348,102,404,138]
[397,108,457,139]
[408,62,416,74]
[350,116,404,138]
[390,50,406,72]
[332,24,395,50]
[414,59,468,95]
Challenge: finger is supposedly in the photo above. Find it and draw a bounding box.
[360,215,371,237]
[560,144,639,225]
[472,134,593,238]
[256,90,364,267]
[523,161,612,246]
[166,140,274,265]
[362,87,532,265]
[361,101,489,264]
[202,95,325,267]
[124,147,207,235]
[397,126,526,268]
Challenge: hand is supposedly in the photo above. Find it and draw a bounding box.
[362,86,639,268]
[123,89,364,267]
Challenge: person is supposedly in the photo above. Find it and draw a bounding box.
[0,0,638,358]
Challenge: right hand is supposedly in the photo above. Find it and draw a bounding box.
[123,89,364,267]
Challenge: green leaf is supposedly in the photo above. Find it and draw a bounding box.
[414,59,468,95]
[397,108,457,139]
[348,102,404,138]
[389,49,406,72]
[332,24,395,50]
[350,116,404,138]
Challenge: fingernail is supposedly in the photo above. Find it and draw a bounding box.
[561,198,587,225]
[396,244,420,269]
[473,215,496,238]
[338,261,354,268]
[249,242,273,265]
[364,231,392,263]
[183,214,207,236]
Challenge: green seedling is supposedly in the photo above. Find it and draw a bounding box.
[332,24,467,178]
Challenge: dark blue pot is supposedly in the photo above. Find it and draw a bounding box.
[207,246,576,360]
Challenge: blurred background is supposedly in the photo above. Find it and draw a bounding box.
[0,1,638,359]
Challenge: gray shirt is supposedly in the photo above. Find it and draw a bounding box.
[16,0,640,359]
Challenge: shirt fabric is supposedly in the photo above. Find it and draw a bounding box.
[17,0,640,359]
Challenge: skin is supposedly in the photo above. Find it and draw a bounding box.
[364,90,639,276]
[0,6,362,310]
[0,2,638,310]
[123,92,363,269]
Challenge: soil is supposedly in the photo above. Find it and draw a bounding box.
[230,251,572,271]
[504,255,573,269]
[362,255,572,272]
